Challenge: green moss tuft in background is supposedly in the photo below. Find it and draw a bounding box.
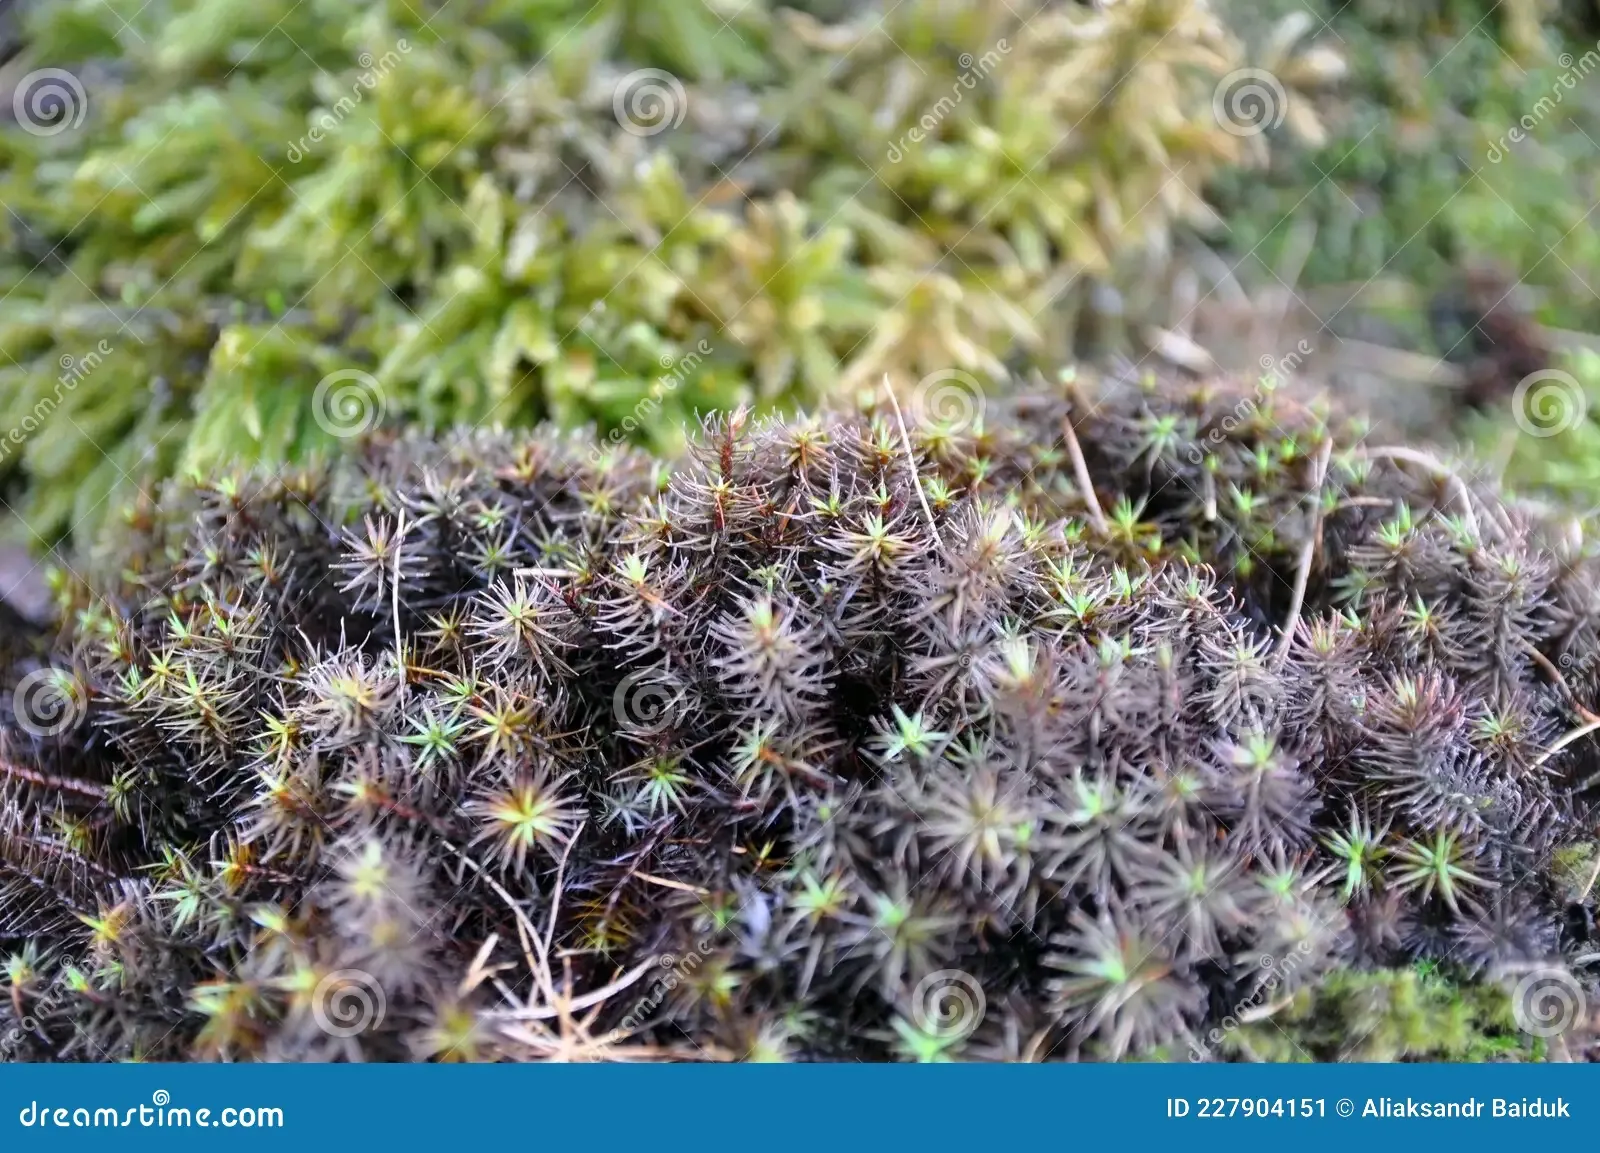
[1,0,1339,545]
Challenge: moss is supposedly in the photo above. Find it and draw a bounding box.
[0,0,1342,544]
[1550,840,1599,902]
[2,370,1597,1061]
[1213,0,1600,330]
[1461,348,1600,512]
[1227,965,1532,1063]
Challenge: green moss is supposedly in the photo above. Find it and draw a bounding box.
[1226,966,1536,1063]
[1213,0,1600,332]
[0,0,1340,544]
[7,0,1600,544]
[1550,841,1599,903]
[1460,348,1600,512]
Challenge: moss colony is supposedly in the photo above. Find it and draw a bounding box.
[2,370,1598,1061]
[12,0,1600,544]
[0,0,1340,542]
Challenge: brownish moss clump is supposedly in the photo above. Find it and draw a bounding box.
[2,369,1597,1061]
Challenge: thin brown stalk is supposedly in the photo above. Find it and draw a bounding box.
[544,820,585,959]
[1524,642,1600,725]
[1532,718,1600,771]
[882,375,942,545]
[391,509,407,677]
[487,955,662,1021]
[1361,446,1480,541]
[1061,413,1108,535]
[0,757,108,799]
[635,871,710,896]
[438,839,555,1006]
[1274,438,1333,669]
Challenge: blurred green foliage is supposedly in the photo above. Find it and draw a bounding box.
[1228,965,1535,1063]
[1209,0,1600,513]
[1214,0,1600,332]
[5,0,1600,545]
[1464,347,1600,507]
[0,0,1336,543]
